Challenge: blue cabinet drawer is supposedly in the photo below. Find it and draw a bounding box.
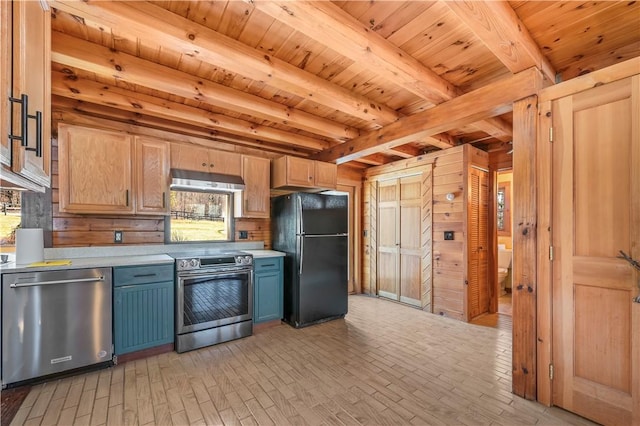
[254,257,282,272]
[114,280,174,355]
[114,264,174,286]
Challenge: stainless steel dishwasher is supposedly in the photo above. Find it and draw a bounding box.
[2,268,113,387]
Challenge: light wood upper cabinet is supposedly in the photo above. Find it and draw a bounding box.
[235,155,270,218]
[58,125,134,214]
[314,161,338,189]
[272,155,337,190]
[1,0,51,190]
[135,137,170,215]
[170,143,241,176]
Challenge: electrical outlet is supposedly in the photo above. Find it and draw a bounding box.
[114,230,123,243]
[239,230,248,239]
[444,231,454,241]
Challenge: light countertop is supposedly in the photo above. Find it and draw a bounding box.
[244,250,286,258]
[0,254,174,274]
[0,250,285,274]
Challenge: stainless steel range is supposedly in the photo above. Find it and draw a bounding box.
[174,251,253,353]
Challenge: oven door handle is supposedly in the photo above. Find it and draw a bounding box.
[177,267,253,277]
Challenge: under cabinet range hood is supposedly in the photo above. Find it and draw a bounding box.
[170,169,245,192]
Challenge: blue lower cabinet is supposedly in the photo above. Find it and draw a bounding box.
[113,264,174,355]
[253,257,283,323]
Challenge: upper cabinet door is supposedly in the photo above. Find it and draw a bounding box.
[10,0,51,187]
[170,143,209,172]
[135,137,170,215]
[285,156,315,187]
[235,155,270,218]
[0,2,11,168]
[208,150,241,176]
[314,161,337,190]
[58,125,134,214]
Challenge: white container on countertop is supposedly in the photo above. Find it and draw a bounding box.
[15,228,44,265]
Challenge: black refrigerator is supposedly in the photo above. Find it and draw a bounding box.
[272,193,348,328]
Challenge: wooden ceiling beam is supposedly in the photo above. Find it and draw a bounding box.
[386,146,421,159]
[50,1,400,125]
[51,32,359,142]
[252,1,458,105]
[252,1,513,149]
[444,0,556,83]
[52,97,310,157]
[51,69,330,151]
[314,67,544,164]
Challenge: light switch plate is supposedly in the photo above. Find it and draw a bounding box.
[444,231,454,240]
[239,230,248,239]
[114,230,123,243]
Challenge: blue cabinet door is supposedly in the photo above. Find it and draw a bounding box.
[253,257,283,323]
[114,280,174,355]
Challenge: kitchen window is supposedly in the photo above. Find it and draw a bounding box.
[168,191,232,242]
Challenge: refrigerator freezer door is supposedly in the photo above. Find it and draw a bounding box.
[297,235,348,326]
[299,193,348,236]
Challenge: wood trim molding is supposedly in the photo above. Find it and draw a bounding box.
[539,57,640,102]
[421,165,433,312]
[512,94,539,400]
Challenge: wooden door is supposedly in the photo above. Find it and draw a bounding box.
[135,137,170,215]
[377,178,399,300]
[58,125,134,214]
[10,0,51,187]
[377,174,424,306]
[551,76,639,425]
[467,167,489,319]
[399,175,422,307]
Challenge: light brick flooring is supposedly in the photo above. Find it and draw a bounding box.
[10,295,595,425]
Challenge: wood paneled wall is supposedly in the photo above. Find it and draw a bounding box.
[47,119,272,248]
[363,145,489,321]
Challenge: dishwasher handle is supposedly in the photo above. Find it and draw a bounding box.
[10,275,105,288]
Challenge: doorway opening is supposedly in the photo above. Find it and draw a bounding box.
[496,169,513,316]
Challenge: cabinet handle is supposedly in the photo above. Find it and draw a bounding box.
[162,192,166,208]
[125,190,129,206]
[8,94,43,158]
[133,273,156,278]
[8,94,28,148]
[260,264,275,268]
[25,110,42,158]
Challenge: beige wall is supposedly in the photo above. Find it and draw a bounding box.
[497,170,513,250]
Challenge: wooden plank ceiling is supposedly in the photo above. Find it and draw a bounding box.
[49,1,640,166]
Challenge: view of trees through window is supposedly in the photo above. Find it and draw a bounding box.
[0,190,21,251]
[169,191,230,242]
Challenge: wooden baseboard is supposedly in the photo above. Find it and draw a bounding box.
[253,319,282,333]
[115,343,175,365]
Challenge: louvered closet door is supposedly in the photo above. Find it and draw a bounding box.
[467,167,489,320]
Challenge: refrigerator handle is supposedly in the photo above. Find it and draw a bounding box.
[299,237,304,275]
[297,196,304,235]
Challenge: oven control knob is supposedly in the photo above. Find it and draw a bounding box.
[244,256,252,265]
[190,259,199,267]
[179,260,188,269]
